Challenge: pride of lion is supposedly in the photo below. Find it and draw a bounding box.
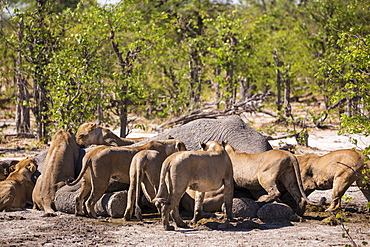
[0,121,369,232]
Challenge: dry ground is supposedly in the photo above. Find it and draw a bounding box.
[0,113,369,246]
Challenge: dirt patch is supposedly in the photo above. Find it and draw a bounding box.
[0,209,368,246]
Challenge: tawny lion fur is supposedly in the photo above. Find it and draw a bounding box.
[224,143,319,216]
[66,139,186,218]
[296,149,370,211]
[123,144,186,221]
[153,141,234,231]
[32,129,80,215]
[76,123,147,147]
[0,158,37,212]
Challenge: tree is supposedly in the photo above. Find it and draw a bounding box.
[2,1,58,141]
[44,4,107,131]
[302,0,370,127]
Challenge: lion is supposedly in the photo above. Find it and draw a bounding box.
[66,138,186,218]
[296,149,370,211]
[123,145,187,221]
[224,143,318,216]
[0,160,19,180]
[76,123,147,147]
[0,158,37,211]
[32,129,80,216]
[153,141,234,231]
[0,166,5,181]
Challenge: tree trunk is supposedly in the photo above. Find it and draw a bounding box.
[239,78,248,102]
[189,49,201,106]
[276,69,282,111]
[30,0,51,142]
[119,102,128,138]
[272,49,283,111]
[109,28,134,138]
[283,77,292,119]
[15,20,30,134]
[225,61,235,108]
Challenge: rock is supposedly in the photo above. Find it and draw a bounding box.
[95,191,128,218]
[256,202,294,221]
[105,179,129,193]
[54,184,80,214]
[232,198,259,218]
[55,184,128,218]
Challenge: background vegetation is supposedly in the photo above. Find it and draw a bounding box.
[0,0,369,146]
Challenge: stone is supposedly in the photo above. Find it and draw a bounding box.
[256,202,294,221]
[54,184,128,218]
[232,197,259,218]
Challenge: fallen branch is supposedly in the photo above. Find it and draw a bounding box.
[1,133,36,138]
[263,133,297,141]
[157,92,272,129]
[157,110,233,129]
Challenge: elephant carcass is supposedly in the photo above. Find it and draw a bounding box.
[132,116,272,153]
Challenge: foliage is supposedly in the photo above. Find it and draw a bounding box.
[0,0,369,142]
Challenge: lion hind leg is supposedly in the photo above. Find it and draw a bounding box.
[192,191,204,224]
[168,193,188,228]
[280,172,307,216]
[124,165,137,221]
[42,203,56,216]
[161,199,175,231]
[172,205,188,228]
[223,177,234,221]
[160,188,187,230]
[327,176,355,211]
[257,175,281,203]
[85,194,99,218]
[75,178,91,216]
[85,170,111,218]
[85,186,107,218]
[0,195,14,212]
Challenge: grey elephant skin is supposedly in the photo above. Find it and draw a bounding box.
[132,116,272,153]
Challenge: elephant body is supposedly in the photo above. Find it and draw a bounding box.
[132,116,272,153]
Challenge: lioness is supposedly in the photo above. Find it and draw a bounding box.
[0,166,5,181]
[66,139,186,218]
[32,129,80,215]
[296,149,369,211]
[153,141,234,231]
[123,146,186,221]
[76,123,147,147]
[224,143,316,216]
[0,160,19,180]
[0,158,37,211]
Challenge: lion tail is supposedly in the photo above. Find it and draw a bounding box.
[292,155,322,207]
[152,158,171,206]
[66,153,91,186]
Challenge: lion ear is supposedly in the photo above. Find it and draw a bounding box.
[175,142,186,151]
[168,135,174,139]
[221,140,228,147]
[10,160,19,166]
[199,142,206,150]
[175,142,180,151]
[89,123,97,131]
[67,128,74,135]
[29,159,37,167]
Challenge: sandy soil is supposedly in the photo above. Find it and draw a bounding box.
[0,113,369,247]
[0,207,369,247]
